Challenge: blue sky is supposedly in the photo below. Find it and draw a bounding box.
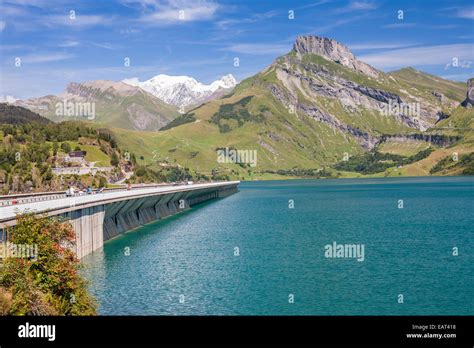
[0,0,473,99]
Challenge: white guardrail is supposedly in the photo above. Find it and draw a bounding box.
[0,182,226,207]
[0,185,158,207]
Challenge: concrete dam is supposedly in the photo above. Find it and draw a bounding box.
[0,181,240,258]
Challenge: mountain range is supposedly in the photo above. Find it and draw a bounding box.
[15,80,179,131]
[123,74,237,112]
[7,35,474,179]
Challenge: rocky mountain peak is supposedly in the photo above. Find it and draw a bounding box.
[293,35,379,78]
[66,80,140,97]
[294,35,354,61]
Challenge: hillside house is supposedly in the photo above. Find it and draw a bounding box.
[65,150,87,164]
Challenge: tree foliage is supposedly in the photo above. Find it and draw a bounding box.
[333,148,434,174]
[0,213,97,315]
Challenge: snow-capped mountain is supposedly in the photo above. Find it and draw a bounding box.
[14,80,179,131]
[123,74,237,112]
[0,95,19,104]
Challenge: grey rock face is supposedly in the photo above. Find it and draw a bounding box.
[299,103,378,149]
[293,35,380,78]
[461,78,474,108]
[431,91,445,103]
[268,83,378,149]
[378,134,462,147]
[275,58,433,131]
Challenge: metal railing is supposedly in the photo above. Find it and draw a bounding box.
[0,182,215,207]
[0,186,143,207]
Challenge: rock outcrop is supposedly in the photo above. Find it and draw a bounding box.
[461,78,474,108]
[293,35,380,78]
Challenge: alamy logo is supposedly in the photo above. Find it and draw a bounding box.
[216,147,257,167]
[380,99,420,118]
[55,99,95,120]
[324,241,365,262]
[18,322,56,341]
[0,242,38,261]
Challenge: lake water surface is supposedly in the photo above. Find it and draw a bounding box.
[83,177,474,315]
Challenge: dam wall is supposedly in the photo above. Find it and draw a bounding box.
[63,184,239,258]
[0,182,239,259]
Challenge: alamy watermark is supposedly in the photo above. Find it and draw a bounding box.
[55,100,95,120]
[380,99,420,118]
[324,241,365,262]
[0,242,38,261]
[217,147,257,167]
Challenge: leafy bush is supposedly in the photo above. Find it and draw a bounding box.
[460,153,474,175]
[0,213,97,315]
[334,148,434,174]
[61,142,72,154]
[430,152,474,175]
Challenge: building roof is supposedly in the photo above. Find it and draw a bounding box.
[68,151,87,157]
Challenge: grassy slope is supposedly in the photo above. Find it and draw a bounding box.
[375,107,473,176]
[378,139,431,156]
[113,55,472,179]
[36,89,179,131]
[112,85,363,179]
[67,141,111,166]
[43,140,112,166]
[303,60,472,177]
[389,67,466,102]
[91,89,179,129]
[301,54,463,107]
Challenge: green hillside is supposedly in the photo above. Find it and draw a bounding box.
[8,36,474,182]
[389,67,466,102]
[0,103,51,125]
[0,105,133,193]
[111,36,473,180]
[17,81,179,132]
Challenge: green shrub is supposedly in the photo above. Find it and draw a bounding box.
[0,213,97,315]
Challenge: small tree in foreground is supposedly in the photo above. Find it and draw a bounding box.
[0,213,97,315]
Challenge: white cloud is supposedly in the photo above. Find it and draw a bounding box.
[0,21,6,32]
[457,6,474,19]
[137,0,219,25]
[0,44,27,50]
[445,59,472,70]
[0,4,27,16]
[360,44,474,69]
[21,53,75,63]
[311,16,365,34]
[220,43,290,56]
[216,10,277,29]
[90,42,116,50]
[46,14,112,27]
[295,0,332,10]
[382,22,416,29]
[58,40,80,47]
[349,42,419,50]
[3,0,74,8]
[336,1,377,13]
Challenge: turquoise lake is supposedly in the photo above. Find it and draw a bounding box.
[82,177,474,315]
